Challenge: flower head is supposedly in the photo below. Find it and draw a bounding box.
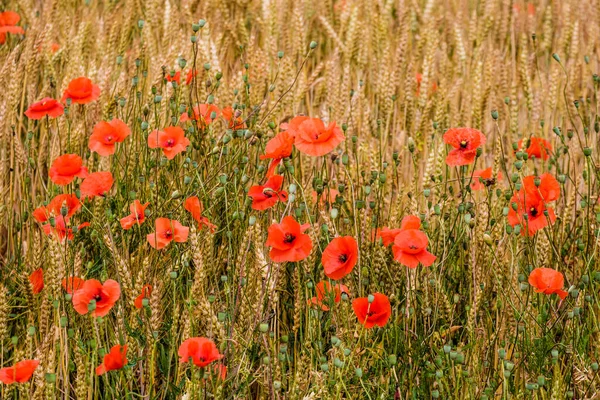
[443,128,486,166]
[147,218,189,249]
[24,98,64,119]
[120,200,150,230]
[49,154,88,185]
[29,268,44,294]
[507,174,560,236]
[265,216,312,262]
[321,236,358,280]
[248,175,288,211]
[288,116,345,157]
[308,281,349,311]
[518,137,552,160]
[392,229,436,268]
[184,197,217,232]
[0,11,25,45]
[72,279,121,317]
[62,276,84,294]
[221,106,246,130]
[471,167,502,191]
[62,77,101,104]
[180,104,220,128]
[311,188,339,205]
[352,293,392,329]
[134,285,152,309]
[178,337,223,368]
[89,119,131,156]
[260,131,295,177]
[528,268,568,300]
[147,126,191,160]
[42,219,90,242]
[96,345,127,375]
[0,360,39,384]
[80,171,113,199]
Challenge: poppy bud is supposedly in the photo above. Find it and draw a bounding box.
[334,358,343,368]
[262,356,270,365]
[310,41,318,49]
[259,323,269,333]
[388,355,397,365]
[407,137,416,153]
[169,271,178,279]
[191,35,197,43]
[592,363,599,371]
[491,110,498,120]
[367,294,375,303]
[514,161,523,170]
[584,147,592,157]
[552,53,561,63]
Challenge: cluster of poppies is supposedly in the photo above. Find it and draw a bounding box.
[0,11,24,45]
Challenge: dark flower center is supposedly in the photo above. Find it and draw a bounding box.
[164,230,173,239]
[94,294,102,301]
[283,233,296,243]
[529,207,538,217]
[166,139,175,147]
[409,245,419,250]
[459,140,468,149]
[366,311,375,317]
[338,254,348,263]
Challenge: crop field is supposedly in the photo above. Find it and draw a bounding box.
[0,0,599,398]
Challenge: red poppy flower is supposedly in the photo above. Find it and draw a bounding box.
[442,128,486,166]
[352,293,392,329]
[147,126,191,160]
[265,216,313,262]
[89,119,131,156]
[0,12,25,45]
[322,236,358,280]
[96,345,127,376]
[376,215,421,246]
[507,191,556,235]
[29,268,44,294]
[80,171,114,199]
[248,175,288,211]
[288,116,345,157]
[183,196,216,232]
[49,154,88,185]
[518,137,552,160]
[120,200,149,230]
[33,194,81,223]
[165,71,181,84]
[186,69,197,85]
[72,279,120,317]
[134,285,152,309]
[180,104,220,128]
[42,219,90,241]
[260,131,295,177]
[221,106,246,130]
[400,215,421,230]
[24,98,64,119]
[471,167,502,191]
[308,281,349,311]
[62,77,101,104]
[0,360,39,384]
[178,337,223,368]
[62,276,84,294]
[522,173,560,202]
[528,268,567,300]
[392,229,436,268]
[147,218,189,249]
[311,188,339,205]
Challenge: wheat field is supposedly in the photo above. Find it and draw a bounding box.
[0,0,599,398]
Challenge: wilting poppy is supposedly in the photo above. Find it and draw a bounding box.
[29,268,44,294]
[183,196,217,232]
[352,293,392,328]
[96,345,127,375]
[186,69,197,85]
[147,126,191,160]
[80,171,113,199]
[24,98,64,119]
[221,106,246,130]
[180,104,220,128]
[147,218,189,249]
[120,200,150,230]
[308,281,349,311]
[443,128,486,166]
[165,71,181,84]
[287,116,345,157]
[89,119,131,156]
[0,11,25,45]
[62,77,101,104]
[322,236,358,280]
[49,154,88,185]
[72,279,121,317]
[311,188,339,205]
[518,137,552,160]
[33,194,81,223]
[248,175,288,211]
[178,337,223,368]
[392,229,436,268]
[0,360,39,384]
[42,219,90,242]
[470,167,502,191]
[134,285,152,309]
[260,131,295,177]
[265,216,312,262]
[528,268,567,300]
[62,276,84,294]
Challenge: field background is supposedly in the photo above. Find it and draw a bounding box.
[1,0,600,398]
